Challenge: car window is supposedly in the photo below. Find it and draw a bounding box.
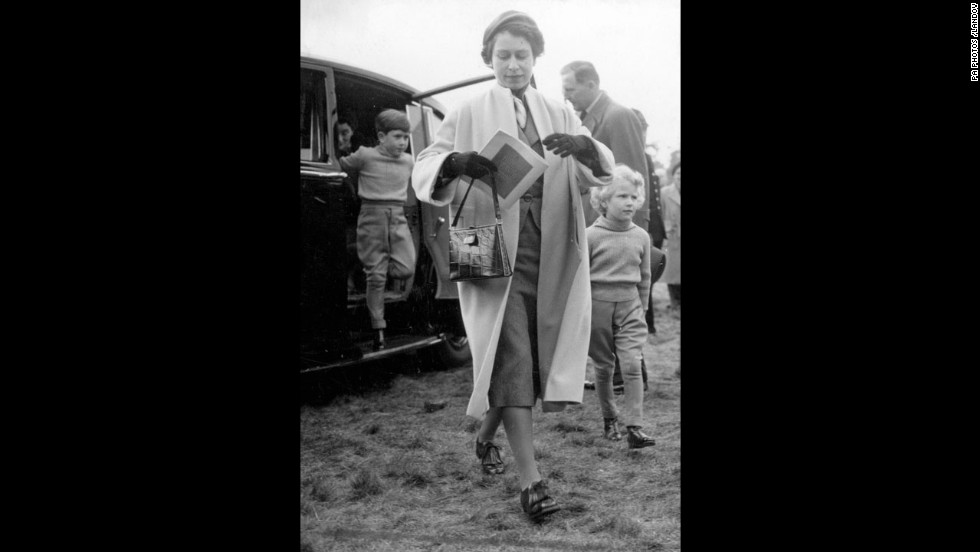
[332,71,415,157]
[300,68,327,162]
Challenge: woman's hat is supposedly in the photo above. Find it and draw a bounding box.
[483,10,538,46]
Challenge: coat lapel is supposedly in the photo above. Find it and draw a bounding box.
[524,88,553,145]
[581,110,596,132]
[581,92,611,132]
[489,85,520,139]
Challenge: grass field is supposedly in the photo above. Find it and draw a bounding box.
[300,282,681,551]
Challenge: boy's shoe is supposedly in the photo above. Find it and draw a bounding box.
[583,380,595,390]
[475,439,504,475]
[603,418,622,441]
[373,329,386,351]
[626,426,656,449]
[521,479,560,522]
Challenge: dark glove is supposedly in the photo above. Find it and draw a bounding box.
[442,151,497,180]
[542,133,592,158]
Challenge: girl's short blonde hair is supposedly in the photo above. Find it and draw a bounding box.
[590,164,645,215]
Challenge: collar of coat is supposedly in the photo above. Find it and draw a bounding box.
[581,91,613,130]
[493,84,558,142]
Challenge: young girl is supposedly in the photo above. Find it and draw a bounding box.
[587,165,657,449]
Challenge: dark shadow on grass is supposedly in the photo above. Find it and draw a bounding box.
[300,362,396,406]
[300,352,436,406]
[552,421,589,434]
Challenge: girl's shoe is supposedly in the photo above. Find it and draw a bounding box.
[626,426,656,449]
[603,418,622,441]
[521,479,560,521]
[475,439,504,475]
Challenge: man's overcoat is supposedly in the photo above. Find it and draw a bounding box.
[412,84,614,419]
[580,92,651,229]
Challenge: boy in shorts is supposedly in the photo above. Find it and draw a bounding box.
[339,109,416,350]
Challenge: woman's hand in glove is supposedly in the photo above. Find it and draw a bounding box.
[444,151,497,179]
[542,133,592,158]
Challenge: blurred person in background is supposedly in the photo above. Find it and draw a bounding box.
[631,109,666,334]
[661,162,681,313]
[336,119,355,157]
[334,112,365,158]
[412,10,614,522]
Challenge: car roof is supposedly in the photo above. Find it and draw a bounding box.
[301,55,447,115]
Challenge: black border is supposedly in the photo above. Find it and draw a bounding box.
[85,2,977,549]
[680,4,975,549]
[96,5,300,549]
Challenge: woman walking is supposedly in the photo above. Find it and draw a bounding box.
[412,11,614,521]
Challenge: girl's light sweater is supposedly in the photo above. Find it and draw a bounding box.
[586,216,651,304]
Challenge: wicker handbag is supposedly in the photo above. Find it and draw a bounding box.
[448,173,513,281]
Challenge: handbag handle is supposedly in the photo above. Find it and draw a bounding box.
[450,171,500,228]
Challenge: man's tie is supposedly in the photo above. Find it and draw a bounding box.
[514,96,527,129]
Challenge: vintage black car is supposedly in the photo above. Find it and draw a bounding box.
[300,56,493,373]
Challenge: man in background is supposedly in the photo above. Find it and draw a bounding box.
[561,61,651,231]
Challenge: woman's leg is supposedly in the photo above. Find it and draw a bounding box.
[501,406,541,489]
[478,407,503,442]
[475,407,505,475]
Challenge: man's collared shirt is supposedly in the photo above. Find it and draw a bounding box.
[582,91,604,119]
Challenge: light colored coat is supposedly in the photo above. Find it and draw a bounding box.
[413,84,614,419]
[660,184,681,284]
